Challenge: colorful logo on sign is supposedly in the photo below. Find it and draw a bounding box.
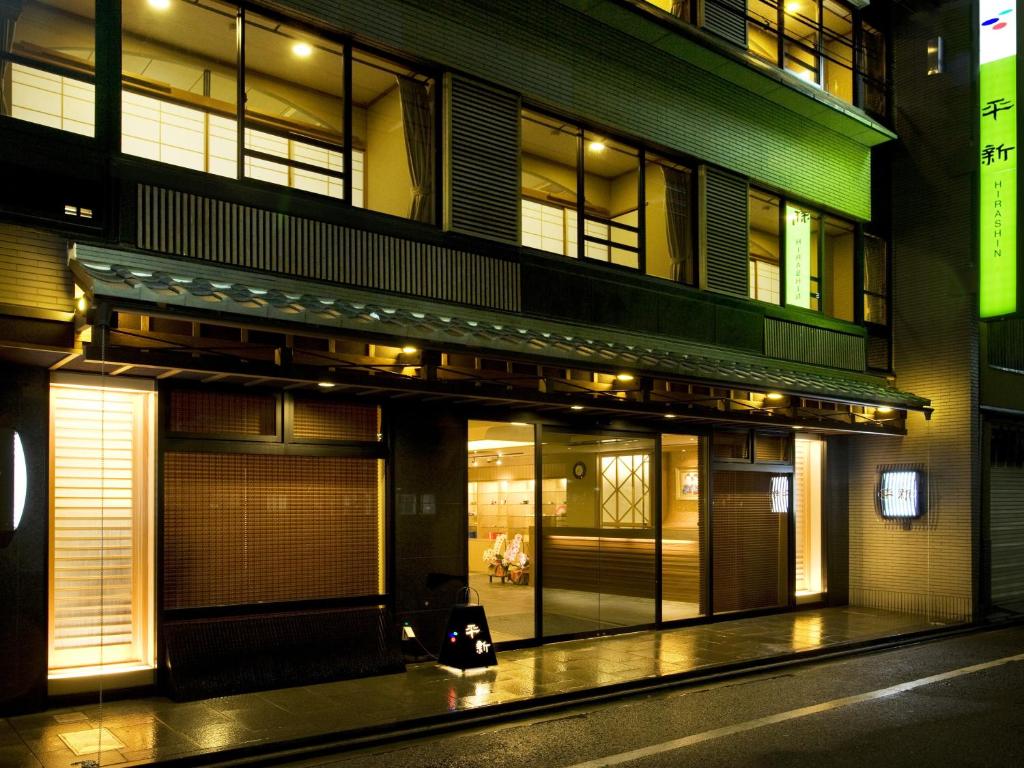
[982,8,1013,30]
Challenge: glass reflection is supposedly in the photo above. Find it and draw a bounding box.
[541,430,656,637]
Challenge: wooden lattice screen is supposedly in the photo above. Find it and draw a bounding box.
[168,390,277,436]
[163,452,382,609]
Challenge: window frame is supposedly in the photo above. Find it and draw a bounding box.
[111,0,438,219]
[748,185,858,321]
[741,0,884,116]
[520,106,697,284]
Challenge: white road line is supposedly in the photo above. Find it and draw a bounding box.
[563,652,1024,768]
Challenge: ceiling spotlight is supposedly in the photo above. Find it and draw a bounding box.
[615,373,634,382]
[401,345,418,354]
[766,392,785,401]
[570,405,584,411]
[292,41,313,58]
[588,140,606,153]
[876,405,894,414]
[148,0,171,9]
[665,413,677,419]
[317,381,335,389]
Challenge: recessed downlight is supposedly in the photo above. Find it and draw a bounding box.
[148,0,171,10]
[292,41,313,58]
[615,373,634,382]
[876,405,894,414]
[570,405,584,411]
[766,392,785,401]
[318,381,335,389]
[401,345,418,354]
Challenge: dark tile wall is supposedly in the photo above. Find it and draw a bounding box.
[390,404,468,653]
[0,365,49,715]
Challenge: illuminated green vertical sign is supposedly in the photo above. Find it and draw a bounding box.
[980,1,1017,317]
[786,204,811,308]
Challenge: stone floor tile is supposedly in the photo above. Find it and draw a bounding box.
[0,744,44,768]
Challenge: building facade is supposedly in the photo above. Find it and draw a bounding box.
[0,0,1001,714]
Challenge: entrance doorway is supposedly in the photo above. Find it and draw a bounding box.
[540,430,657,637]
[467,421,536,643]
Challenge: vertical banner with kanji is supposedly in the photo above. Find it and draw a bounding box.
[979,1,1017,317]
[786,204,811,309]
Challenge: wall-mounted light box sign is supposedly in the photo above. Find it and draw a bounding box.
[785,205,811,309]
[1,428,28,534]
[979,1,1017,318]
[770,474,790,514]
[876,465,926,520]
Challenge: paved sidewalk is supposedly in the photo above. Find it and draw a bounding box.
[0,607,957,767]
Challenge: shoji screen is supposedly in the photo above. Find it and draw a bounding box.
[49,383,155,675]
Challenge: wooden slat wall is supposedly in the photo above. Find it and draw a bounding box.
[702,167,749,298]
[662,539,701,604]
[542,534,656,598]
[765,317,866,371]
[136,185,521,312]
[446,75,521,244]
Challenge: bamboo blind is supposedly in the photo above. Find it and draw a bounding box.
[168,390,277,436]
[163,453,382,609]
[291,397,379,442]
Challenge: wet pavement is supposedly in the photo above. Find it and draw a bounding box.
[0,606,957,767]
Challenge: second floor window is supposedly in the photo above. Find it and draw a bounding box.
[121,1,434,222]
[520,109,695,284]
[0,0,434,223]
[748,187,855,321]
[0,0,96,136]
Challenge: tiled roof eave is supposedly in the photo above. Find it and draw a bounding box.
[69,244,930,411]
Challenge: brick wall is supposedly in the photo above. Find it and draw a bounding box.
[846,1,976,623]
[0,225,74,315]
[266,0,872,219]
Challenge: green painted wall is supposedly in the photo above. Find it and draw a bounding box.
[265,0,873,220]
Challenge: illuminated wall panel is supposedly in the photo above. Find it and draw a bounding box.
[979,1,1018,317]
[786,204,812,308]
[48,384,155,678]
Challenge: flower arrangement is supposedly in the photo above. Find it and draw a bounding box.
[482,533,507,569]
[483,532,529,584]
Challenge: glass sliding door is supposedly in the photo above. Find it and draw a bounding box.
[661,434,704,621]
[711,469,790,614]
[467,421,536,643]
[540,430,656,637]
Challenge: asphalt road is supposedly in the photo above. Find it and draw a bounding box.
[279,624,1024,768]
